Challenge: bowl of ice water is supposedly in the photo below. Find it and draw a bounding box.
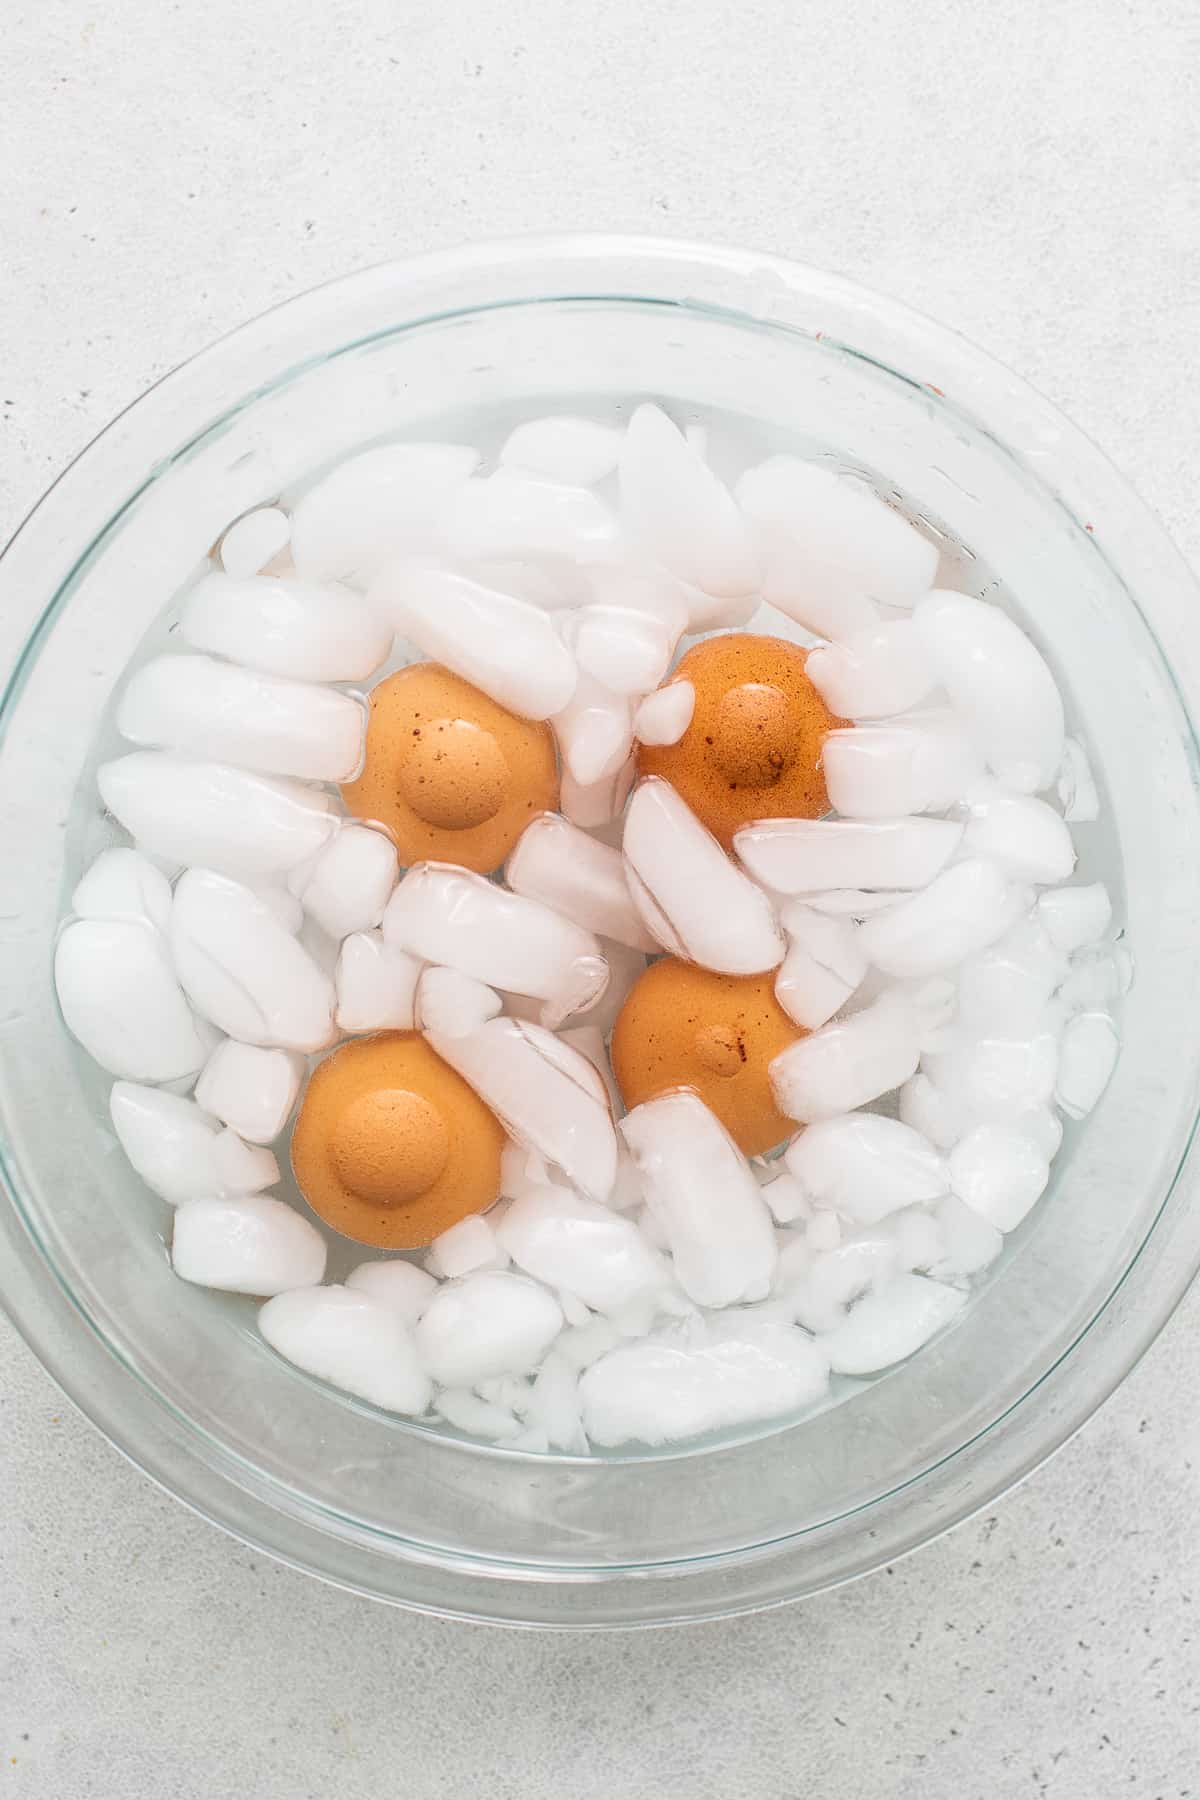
[3,236,1200,1626]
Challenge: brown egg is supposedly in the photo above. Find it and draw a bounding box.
[611,958,805,1155]
[342,663,559,873]
[636,634,846,849]
[291,1032,506,1248]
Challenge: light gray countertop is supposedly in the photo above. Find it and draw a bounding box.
[2,2,1199,1793]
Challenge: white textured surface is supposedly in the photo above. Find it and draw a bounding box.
[2,0,1199,1793]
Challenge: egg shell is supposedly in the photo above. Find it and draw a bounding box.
[611,957,805,1155]
[636,635,846,849]
[291,1031,506,1248]
[341,663,559,874]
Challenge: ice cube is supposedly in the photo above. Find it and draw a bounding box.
[623,778,783,975]
[621,1092,777,1307]
[782,1234,894,1330]
[71,847,173,934]
[172,1195,326,1296]
[1055,1012,1119,1119]
[762,584,880,645]
[427,1212,508,1279]
[499,414,623,485]
[259,1285,432,1414]
[930,1194,1004,1282]
[958,783,1076,883]
[819,1272,966,1374]
[635,1200,671,1253]
[857,859,1013,978]
[912,591,1065,792]
[556,1288,593,1329]
[619,403,760,608]
[1057,943,1133,1014]
[415,965,502,1040]
[1056,736,1100,822]
[634,681,696,747]
[555,1317,622,1372]
[602,1146,643,1215]
[117,653,367,783]
[824,713,986,818]
[334,930,422,1033]
[415,1270,564,1386]
[734,815,962,895]
[170,869,336,1052]
[345,1257,438,1325]
[371,563,578,720]
[1013,1105,1064,1161]
[821,727,925,819]
[566,937,646,1037]
[806,621,937,719]
[524,1352,589,1452]
[906,710,990,809]
[436,1388,523,1441]
[430,1017,618,1201]
[608,1292,661,1338]
[758,1169,812,1225]
[881,1205,945,1272]
[384,863,607,1027]
[955,924,1069,1036]
[194,1041,304,1145]
[570,604,677,697]
[925,1029,1059,1123]
[98,753,338,879]
[376,558,575,712]
[220,506,292,579]
[552,672,635,787]
[289,825,398,940]
[506,812,657,952]
[499,1139,551,1200]
[476,1372,534,1414]
[803,889,909,918]
[736,456,937,622]
[289,441,480,585]
[1037,883,1112,953]
[785,1113,947,1225]
[580,1318,829,1447]
[804,1211,844,1254]
[948,1124,1050,1232]
[906,974,959,1048]
[905,1073,1060,1161]
[243,881,305,935]
[109,1081,278,1202]
[556,1026,623,1118]
[771,1231,814,1294]
[441,467,621,564]
[770,993,921,1123]
[586,559,691,638]
[462,558,587,611]
[560,756,636,829]
[497,1183,662,1314]
[55,919,210,1083]
[507,1425,552,1453]
[181,572,392,682]
[774,902,868,1030]
[898,1073,963,1150]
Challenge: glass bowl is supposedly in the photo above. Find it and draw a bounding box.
[2,235,1199,1629]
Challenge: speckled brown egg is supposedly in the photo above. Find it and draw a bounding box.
[291,1032,506,1248]
[342,663,559,873]
[611,958,805,1155]
[636,634,846,849]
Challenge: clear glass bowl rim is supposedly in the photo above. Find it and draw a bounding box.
[2,231,1200,1628]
